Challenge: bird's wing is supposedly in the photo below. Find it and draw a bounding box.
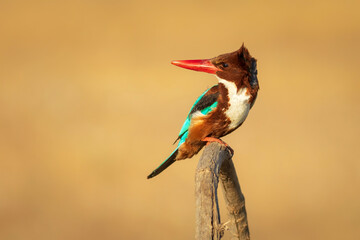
[174,85,219,145]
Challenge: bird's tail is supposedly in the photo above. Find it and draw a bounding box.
[147,148,179,179]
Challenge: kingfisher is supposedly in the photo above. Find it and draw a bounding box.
[147,44,259,179]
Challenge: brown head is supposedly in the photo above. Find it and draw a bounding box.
[171,44,259,92]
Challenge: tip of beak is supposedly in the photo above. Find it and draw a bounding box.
[171,60,192,69]
[171,60,180,66]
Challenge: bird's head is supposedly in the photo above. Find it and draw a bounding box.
[171,44,258,90]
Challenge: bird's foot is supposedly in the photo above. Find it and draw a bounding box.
[202,137,234,156]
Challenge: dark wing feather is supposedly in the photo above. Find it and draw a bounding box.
[190,90,219,115]
[173,85,219,145]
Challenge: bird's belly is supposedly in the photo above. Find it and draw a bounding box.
[224,87,251,130]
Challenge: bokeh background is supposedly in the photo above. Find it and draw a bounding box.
[1,0,359,239]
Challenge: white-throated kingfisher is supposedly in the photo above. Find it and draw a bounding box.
[147,44,259,179]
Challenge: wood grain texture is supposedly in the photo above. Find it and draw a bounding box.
[195,142,250,240]
[220,156,250,240]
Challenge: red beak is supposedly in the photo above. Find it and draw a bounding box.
[171,59,221,74]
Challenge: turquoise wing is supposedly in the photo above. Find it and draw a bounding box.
[175,85,219,146]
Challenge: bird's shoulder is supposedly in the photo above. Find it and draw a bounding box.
[189,85,219,115]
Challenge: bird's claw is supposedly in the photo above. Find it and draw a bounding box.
[202,137,234,157]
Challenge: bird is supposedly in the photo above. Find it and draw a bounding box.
[147,44,259,179]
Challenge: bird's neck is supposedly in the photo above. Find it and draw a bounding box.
[217,76,258,107]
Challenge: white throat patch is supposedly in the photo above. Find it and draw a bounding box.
[217,77,251,130]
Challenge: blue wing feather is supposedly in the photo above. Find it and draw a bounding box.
[177,89,209,137]
[175,85,219,146]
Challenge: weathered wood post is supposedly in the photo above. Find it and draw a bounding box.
[195,142,250,240]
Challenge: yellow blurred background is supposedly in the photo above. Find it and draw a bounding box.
[1,0,359,239]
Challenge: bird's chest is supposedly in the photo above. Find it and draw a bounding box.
[220,81,251,130]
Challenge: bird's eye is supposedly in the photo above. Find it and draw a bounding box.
[221,62,228,68]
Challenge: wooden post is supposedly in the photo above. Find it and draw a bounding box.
[219,155,250,240]
[195,142,250,240]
